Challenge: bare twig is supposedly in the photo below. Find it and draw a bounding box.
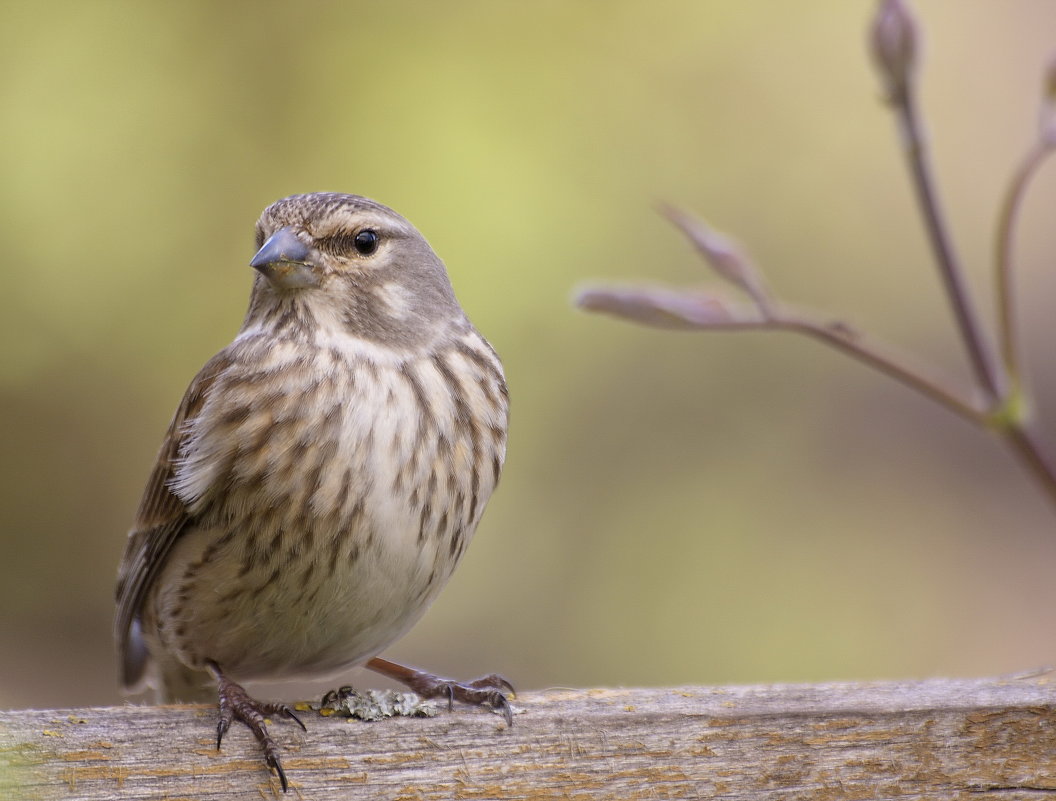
[575,285,986,425]
[994,143,1054,393]
[769,309,987,425]
[894,92,1007,401]
[994,55,1056,389]
[872,0,1006,402]
[576,1,1056,510]
[1004,423,1056,508]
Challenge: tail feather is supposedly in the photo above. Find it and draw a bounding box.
[120,617,150,690]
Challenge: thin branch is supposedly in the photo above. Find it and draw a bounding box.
[575,286,987,425]
[872,0,1006,402]
[994,140,1055,386]
[579,5,1056,511]
[1003,424,1056,508]
[768,308,987,424]
[893,90,1007,402]
[581,279,1056,507]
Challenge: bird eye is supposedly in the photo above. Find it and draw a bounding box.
[353,229,379,255]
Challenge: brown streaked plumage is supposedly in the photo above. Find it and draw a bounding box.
[114,193,511,791]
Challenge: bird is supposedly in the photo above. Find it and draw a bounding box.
[114,192,512,791]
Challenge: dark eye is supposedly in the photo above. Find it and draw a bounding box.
[353,229,379,255]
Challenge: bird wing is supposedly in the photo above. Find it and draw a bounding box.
[114,351,231,688]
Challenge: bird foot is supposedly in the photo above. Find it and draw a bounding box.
[366,657,515,725]
[211,662,306,793]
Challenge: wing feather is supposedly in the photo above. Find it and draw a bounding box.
[114,351,231,688]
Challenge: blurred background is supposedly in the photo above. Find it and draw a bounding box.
[2,0,1056,710]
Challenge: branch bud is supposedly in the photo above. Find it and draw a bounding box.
[1041,53,1056,145]
[870,0,918,102]
[574,285,743,330]
[659,204,774,318]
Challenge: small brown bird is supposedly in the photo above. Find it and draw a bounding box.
[115,193,511,791]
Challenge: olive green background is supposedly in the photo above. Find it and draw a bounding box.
[2,1,1056,709]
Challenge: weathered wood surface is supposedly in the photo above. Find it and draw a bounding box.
[3,676,1056,800]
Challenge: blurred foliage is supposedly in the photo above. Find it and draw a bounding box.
[2,0,1056,709]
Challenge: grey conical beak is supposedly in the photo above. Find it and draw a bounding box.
[250,226,319,288]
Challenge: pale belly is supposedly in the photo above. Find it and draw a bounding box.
[152,505,455,681]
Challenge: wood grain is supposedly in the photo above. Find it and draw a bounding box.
[3,675,1056,799]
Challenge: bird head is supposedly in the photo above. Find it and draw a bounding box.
[244,193,463,348]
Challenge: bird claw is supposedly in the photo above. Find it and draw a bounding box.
[365,657,516,725]
[265,702,307,732]
[215,715,231,751]
[464,673,517,697]
[403,672,515,725]
[265,750,290,794]
[320,685,357,708]
[212,665,305,792]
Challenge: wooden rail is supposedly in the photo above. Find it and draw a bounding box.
[3,675,1056,799]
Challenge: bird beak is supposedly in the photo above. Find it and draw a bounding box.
[250,226,320,289]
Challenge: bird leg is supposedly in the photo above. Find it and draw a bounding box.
[207,661,306,793]
[365,656,515,725]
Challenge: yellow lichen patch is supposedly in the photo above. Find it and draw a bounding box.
[584,688,631,699]
[801,728,898,747]
[706,717,740,728]
[362,751,427,766]
[284,757,351,770]
[810,717,862,731]
[336,771,369,783]
[62,750,113,762]
[60,763,131,791]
